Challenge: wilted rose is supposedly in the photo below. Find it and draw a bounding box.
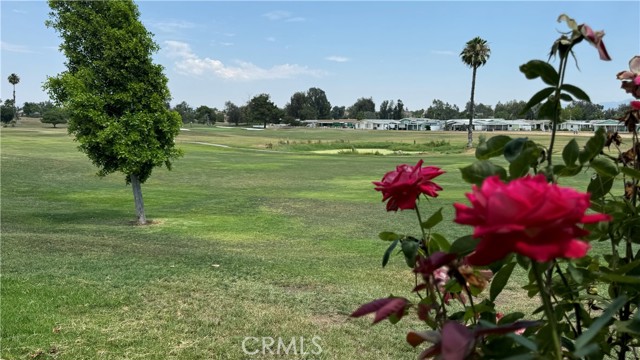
[454,175,611,265]
[617,56,640,99]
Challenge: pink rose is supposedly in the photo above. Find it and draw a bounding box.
[373,160,444,211]
[454,175,611,265]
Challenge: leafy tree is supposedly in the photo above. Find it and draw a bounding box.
[494,100,529,120]
[460,36,491,147]
[561,100,605,120]
[462,101,494,118]
[194,105,216,125]
[285,91,313,120]
[285,88,331,120]
[40,107,68,127]
[306,87,331,119]
[425,99,461,120]
[603,103,630,119]
[0,99,15,125]
[378,100,394,119]
[224,101,243,126]
[22,102,41,117]
[173,101,195,124]
[348,97,375,120]
[44,0,182,225]
[330,105,346,119]
[246,93,279,128]
[393,99,405,120]
[7,73,19,120]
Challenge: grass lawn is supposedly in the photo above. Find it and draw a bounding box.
[1,119,613,359]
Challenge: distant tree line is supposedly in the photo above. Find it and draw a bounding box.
[11,91,631,128]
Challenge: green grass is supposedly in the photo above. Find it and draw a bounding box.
[0,119,615,359]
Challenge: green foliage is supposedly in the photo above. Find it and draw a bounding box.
[425,99,461,120]
[0,100,15,124]
[173,101,195,123]
[40,107,68,127]
[359,15,640,360]
[224,101,243,125]
[44,0,182,184]
[285,88,331,120]
[246,93,280,127]
[348,97,376,120]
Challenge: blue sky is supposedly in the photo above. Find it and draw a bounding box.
[1,1,638,112]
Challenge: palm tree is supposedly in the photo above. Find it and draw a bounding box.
[460,37,490,148]
[7,73,20,121]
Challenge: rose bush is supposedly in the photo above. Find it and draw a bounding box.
[454,174,611,265]
[352,14,640,360]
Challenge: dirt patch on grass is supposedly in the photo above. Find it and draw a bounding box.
[310,313,347,329]
[128,219,164,226]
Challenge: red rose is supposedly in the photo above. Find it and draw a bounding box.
[373,160,444,211]
[454,175,611,265]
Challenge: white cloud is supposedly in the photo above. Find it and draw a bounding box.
[1,41,33,53]
[12,9,27,14]
[149,20,197,33]
[325,55,350,63]
[263,10,291,21]
[164,40,325,81]
[219,42,234,47]
[431,50,455,56]
[266,37,276,42]
[263,10,305,22]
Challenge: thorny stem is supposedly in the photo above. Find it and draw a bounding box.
[463,283,478,326]
[533,262,563,360]
[414,204,428,249]
[553,261,582,335]
[618,129,639,360]
[547,49,571,173]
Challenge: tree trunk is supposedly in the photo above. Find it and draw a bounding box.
[12,86,17,120]
[130,174,147,225]
[467,66,477,148]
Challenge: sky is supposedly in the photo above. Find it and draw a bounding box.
[1,1,639,113]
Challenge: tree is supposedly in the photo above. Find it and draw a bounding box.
[331,105,345,119]
[0,99,15,125]
[462,101,494,119]
[348,97,375,120]
[285,91,313,120]
[173,101,195,124]
[7,73,19,120]
[561,100,605,120]
[393,99,405,120]
[494,100,529,120]
[225,101,243,125]
[22,102,41,117]
[460,37,491,147]
[285,88,331,120]
[194,105,216,125]
[40,107,68,127]
[306,87,331,119]
[246,93,279,128]
[425,99,461,120]
[379,100,393,119]
[44,0,182,225]
[603,103,630,120]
